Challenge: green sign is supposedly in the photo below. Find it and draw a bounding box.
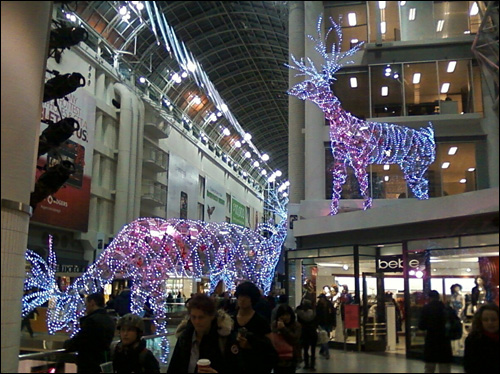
[231,198,246,226]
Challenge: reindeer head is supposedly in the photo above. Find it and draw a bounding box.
[287,15,363,104]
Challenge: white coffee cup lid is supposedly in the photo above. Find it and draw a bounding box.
[197,359,211,366]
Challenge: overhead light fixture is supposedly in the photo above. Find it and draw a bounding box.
[447,61,457,73]
[384,175,390,182]
[381,86,389,96]
[380,21,387,34]
[441,162,450,169]
[383,164,390,170]
[348,13,357,26]
[448,146,458,155]
[470,2,479,16]
[412,73,421,84]
[409,8,416,21]
[441,83,450,93]
[378,1,386,10]
[460,178,467,184]
[350,77,358,88]
[467,167,475,172]
[436,19,445,32]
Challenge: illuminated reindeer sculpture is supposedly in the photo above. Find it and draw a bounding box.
[22,185,288,362]
[287,15,436,215]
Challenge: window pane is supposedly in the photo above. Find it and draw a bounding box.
[404,62,439,116]
[334,70,370,120]
[437,60,471,114]
[439,142,477,196]
[371,64,404,117]
[326,3,369,51]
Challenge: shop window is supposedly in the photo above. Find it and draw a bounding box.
[370,64,404,118]
[198,203,204,221]
[199,175,205,198]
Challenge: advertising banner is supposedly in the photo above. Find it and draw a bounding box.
[31,88,95,231]
[231,197,246,226]
[205,178,226,222]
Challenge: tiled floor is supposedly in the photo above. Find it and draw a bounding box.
[296,350,464,373]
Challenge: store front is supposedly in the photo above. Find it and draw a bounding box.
[286,207,499,359]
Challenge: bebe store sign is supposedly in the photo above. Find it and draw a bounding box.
[376,254,425,273]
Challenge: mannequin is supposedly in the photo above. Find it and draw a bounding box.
[471,276,492,313]
[450,284,466,321]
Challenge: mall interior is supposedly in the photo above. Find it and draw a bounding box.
[1,1,498,372]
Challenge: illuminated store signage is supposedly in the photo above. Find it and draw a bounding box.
[376,254,425,273]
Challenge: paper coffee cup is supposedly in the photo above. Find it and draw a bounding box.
[197,359,211,369]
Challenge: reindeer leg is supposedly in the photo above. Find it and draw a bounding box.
[352,162,372,210]
[330,158,347,215]
[150,297,169,363]
[401,161,430,199]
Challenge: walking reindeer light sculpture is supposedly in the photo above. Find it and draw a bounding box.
[287,15,436,215]
[22,185,288,362]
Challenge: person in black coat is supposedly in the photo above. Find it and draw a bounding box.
[112,313,160,373]
[418,290,452,373]
[63,293,116,373]
[463,303,499,373]
[167,293,237,373]
[295,298,318,370]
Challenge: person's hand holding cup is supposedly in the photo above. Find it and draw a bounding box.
[197,358,216,373]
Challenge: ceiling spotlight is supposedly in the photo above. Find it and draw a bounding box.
[43,71,85,102]
[38,118,80,158]
[49,20,88,63]
[30,160,75,211]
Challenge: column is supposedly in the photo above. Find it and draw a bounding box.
[1,2,53,372]
[304,1,326,200]
[288,1,305,204]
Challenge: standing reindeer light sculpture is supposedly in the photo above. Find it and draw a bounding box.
[287,15,436,215]
[22,183,288,363]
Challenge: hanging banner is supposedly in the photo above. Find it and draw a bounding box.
[231,197,246,226]
[205,178,226,222]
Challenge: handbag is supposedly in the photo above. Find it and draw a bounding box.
[269,332,293,360]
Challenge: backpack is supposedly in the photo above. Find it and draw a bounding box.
[444,306,463,340]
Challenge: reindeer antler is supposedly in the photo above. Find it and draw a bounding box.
[287,14,364,83]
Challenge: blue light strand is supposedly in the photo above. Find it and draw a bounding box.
[286,15,436,215]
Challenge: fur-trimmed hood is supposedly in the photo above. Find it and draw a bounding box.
[175,309,234,338]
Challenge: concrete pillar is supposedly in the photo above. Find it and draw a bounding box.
[1,2,52,372]
[304,1,326,200]
[288,1,305,204]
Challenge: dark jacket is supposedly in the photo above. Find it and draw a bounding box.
[418,300,452,363]
[316,296,335,329]
[114,290,132,316]
[463,331,500,373]
[167,310,237,374]
[63,308,116,373]
[232,312,278,374]
[113,338,160,373]
[295,304,318,343]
